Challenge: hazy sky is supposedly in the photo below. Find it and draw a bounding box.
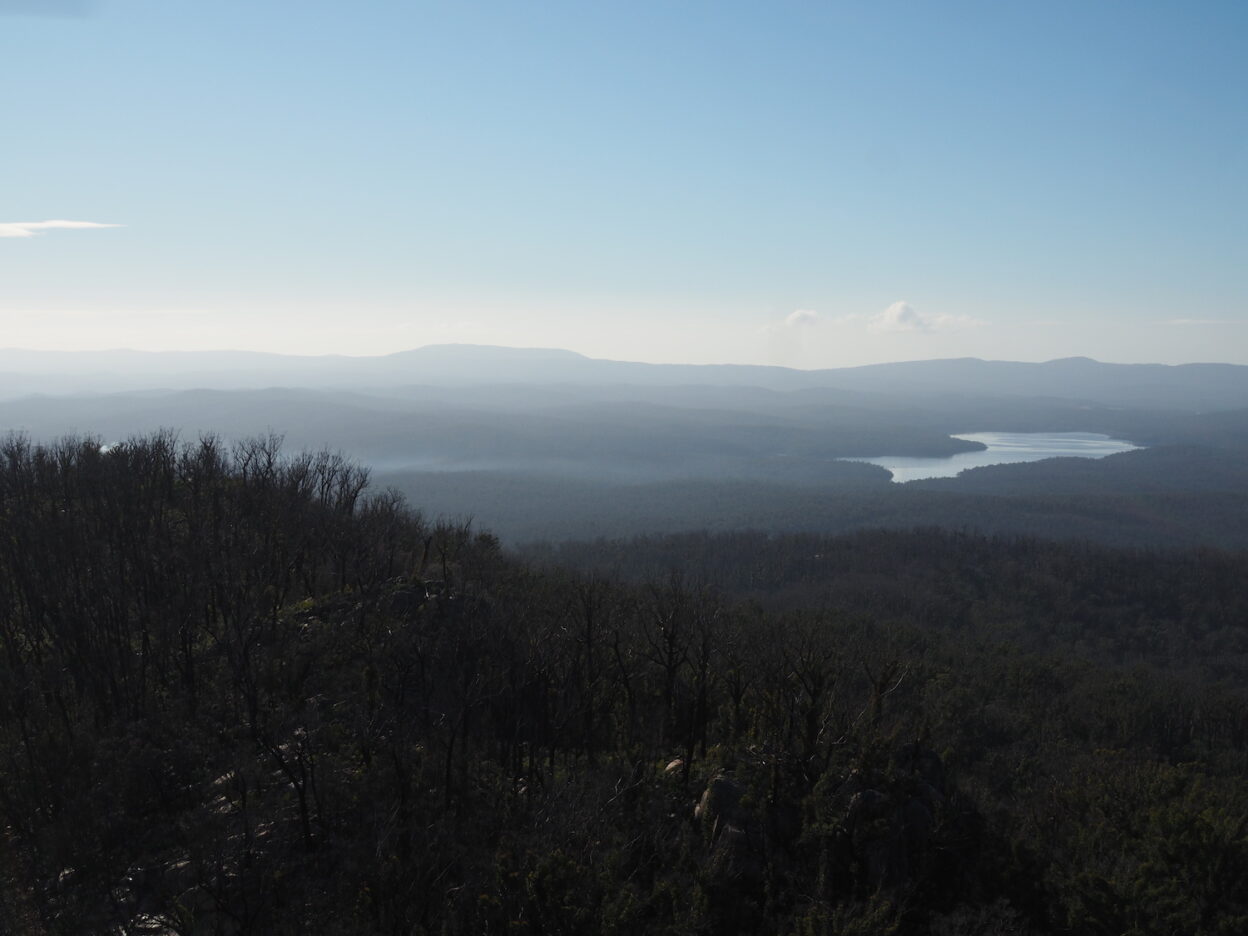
[4,1,1246,366]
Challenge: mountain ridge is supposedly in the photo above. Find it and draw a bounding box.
[2,344,1247,409]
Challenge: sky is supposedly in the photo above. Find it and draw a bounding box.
[4,0,1247,367]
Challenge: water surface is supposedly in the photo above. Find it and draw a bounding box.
[844,431,1140,483]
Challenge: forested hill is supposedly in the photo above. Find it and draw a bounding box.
[2,434,1247,934]
[5,346,1248,410]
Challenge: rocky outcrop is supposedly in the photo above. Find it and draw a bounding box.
[695,774,764,883]
[691,744,978,897]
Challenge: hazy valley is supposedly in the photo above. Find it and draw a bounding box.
[4,345,1247,548]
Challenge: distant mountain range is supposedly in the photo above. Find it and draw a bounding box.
[5,344,1248,549]
[2,344,1248,410]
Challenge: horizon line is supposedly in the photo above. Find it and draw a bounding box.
[0,344,1242,369]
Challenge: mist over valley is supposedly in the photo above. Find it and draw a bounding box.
[4,345,1247,547]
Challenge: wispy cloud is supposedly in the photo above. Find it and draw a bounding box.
[0,220,121,239]
[760,309,821,366]
[759,309,820,336]
[868,300,984,333]
[784,309,818,328]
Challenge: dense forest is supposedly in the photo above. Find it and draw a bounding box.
[378,443,1248,549]
[2,434,1247,934]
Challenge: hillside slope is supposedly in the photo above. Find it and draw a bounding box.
[2,434,1246,934]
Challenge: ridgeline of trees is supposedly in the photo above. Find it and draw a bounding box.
[379,455,1248,549]
[1,434,1247,934]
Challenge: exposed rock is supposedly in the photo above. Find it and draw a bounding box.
[386,586,427,615]
[706,820,764,883]
[693,746,978,899]
[695,774,744,828]
[695,774,765,885]
[834,746,972,890]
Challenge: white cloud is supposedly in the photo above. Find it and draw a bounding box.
[0,219,121,239]
[868,300,984,333]
[759,309,819,337]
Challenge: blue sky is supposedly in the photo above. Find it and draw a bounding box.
[4,0,1246,365]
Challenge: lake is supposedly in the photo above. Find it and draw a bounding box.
[843,431,1141,483]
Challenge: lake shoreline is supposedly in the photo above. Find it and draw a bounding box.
[840,431,1141,483]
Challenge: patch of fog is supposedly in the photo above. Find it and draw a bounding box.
[840,431,1141,483]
